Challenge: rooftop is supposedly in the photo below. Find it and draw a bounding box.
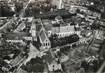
[5,32,29,40]
[39,29,47,42]
[34,9,76,19]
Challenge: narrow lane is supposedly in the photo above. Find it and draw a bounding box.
[97,61,105,73]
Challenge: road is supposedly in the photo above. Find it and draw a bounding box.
[97,61,105,73]
[87,30,96,51]
[0,20,11,31]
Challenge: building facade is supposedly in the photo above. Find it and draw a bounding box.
[39,27,51,50]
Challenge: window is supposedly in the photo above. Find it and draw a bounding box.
[44,43,46,46]
[46,43,47,46]
[59,34,61,37]
[48,43,49,46]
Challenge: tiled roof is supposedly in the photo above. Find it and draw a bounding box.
[16,68,27,73]
[14,22,26,32]
[34,9,76,19]
[10,54,23,67]
[94,39,103,44]
[92,44,100,48]
[5,32,29,40]
[91,47,99,51]
[42,19,52,31]
[39,29,47,43]
[43,51,54,64]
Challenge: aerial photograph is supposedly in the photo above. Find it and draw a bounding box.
[0,0,105,73]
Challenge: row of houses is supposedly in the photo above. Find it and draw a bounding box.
[34,9,76,19]
[88,30,104,55]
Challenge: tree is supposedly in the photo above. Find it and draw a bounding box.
[76,8,80,13]
[15,2,23,13]
[22,58,44,72]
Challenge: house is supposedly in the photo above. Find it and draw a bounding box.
[16,68,27,73]
[43,51,62,72]
[52,24,75,38]
[55,16,64,25]
[9,53,26,67]
[90,47,99,53]
[51,0,64,9]
[5,32,29,43]
[42,18,78,38]
[92,44,100,48]
[84,15,96,25]
[86,6,101,14]
[93,12,101,18]
[95,30,104,40]
[30,19,37,41]
[39,26,51,50]
[14,21,26,32]
[34,9,76,19]
[94,39,103,44]
[80,29,92,37]
[47,60,62,71]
